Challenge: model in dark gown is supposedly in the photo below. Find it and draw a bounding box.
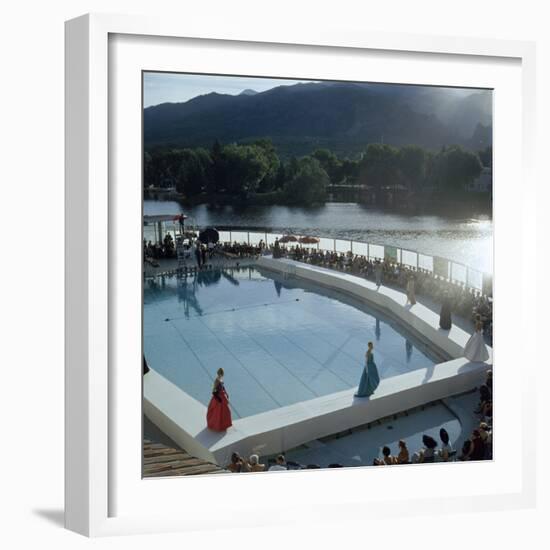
[439,295,452,329]
[355,343,380,398]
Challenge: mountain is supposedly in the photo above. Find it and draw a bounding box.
[143,81,492,157]
[239,88,258,96]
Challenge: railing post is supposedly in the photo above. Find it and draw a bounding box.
[229,230,232,243]
[367,242,370,260]
[247,231,250,245]
[350,240,353,254]
[334,239,336,252]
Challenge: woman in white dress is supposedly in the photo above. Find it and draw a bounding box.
[464,314,489,362]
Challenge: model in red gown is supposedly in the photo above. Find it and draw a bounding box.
[207,372,232,431]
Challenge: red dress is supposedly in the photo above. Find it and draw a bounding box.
[207,380,232,431]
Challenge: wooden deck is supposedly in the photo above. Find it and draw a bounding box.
[143,439,229,478]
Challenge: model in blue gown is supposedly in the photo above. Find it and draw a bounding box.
[355,344,380,397]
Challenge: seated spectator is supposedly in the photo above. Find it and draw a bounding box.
[381,445,397,465]
[416,434,438,463]
[395,440,410,464]
[480,398,493,422]
[269,454,287,471]
[485,370,493,397]
[475,384,491,414]
[463,429,486,461]
[459,440,472,461]
[226,452,249,473]
[479,422,493,459]
[475,383,493,422]
[438,428,454,461]
[247,454,266,472]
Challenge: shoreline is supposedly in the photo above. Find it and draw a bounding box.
[144,191,493,216]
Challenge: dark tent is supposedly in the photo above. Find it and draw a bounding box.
[198,227,220,244]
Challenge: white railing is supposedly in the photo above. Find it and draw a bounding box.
[142,221,490,293]
[216,229,489,293]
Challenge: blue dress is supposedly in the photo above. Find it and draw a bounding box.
[355,351,380,397]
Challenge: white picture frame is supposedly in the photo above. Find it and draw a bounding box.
[65,13,537,537]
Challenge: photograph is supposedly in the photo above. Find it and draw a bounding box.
[1,0,543,544]
[142,72,494,477]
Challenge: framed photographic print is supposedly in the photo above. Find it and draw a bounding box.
[65,13,537,537]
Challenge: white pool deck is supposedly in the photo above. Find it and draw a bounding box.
[144,256,492,466]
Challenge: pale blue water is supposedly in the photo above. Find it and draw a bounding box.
[144,266,438,419]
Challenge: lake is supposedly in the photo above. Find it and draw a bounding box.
[144,200,493,273]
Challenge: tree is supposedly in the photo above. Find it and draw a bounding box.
[253,139,281,192]
[312,148,342,185]
[284,157,329,204]
[222,143,271,197]
[143,151,154,187]
[287,156,300,180]
[144,149,187,189]
[273,162,287,191]
[175,148,213,196]
[429,145,483,193]
[358,143,401,189]
[209,140,226,193]
[399,145,427,191]
[340,158,360,185]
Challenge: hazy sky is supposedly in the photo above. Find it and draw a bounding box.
[143,73,317,108]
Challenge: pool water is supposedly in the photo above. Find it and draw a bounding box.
[144,266,438,419]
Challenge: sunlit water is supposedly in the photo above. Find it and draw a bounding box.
[144,200,493,272]
[144,267,438,419]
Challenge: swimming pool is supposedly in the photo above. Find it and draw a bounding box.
[143,266,439,419]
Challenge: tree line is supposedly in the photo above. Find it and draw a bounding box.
[144,140,489,205]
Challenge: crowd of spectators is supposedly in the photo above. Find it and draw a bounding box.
[372,418,492,466]
[143,233,176,260]
[474,370,493,423]
[270,241,492,335]
[225,451,346,472]
[218,239,265,258]
[225,418,492,473]
[144,234,270,275]
[224,370,493,472]
[225,452,267,473]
